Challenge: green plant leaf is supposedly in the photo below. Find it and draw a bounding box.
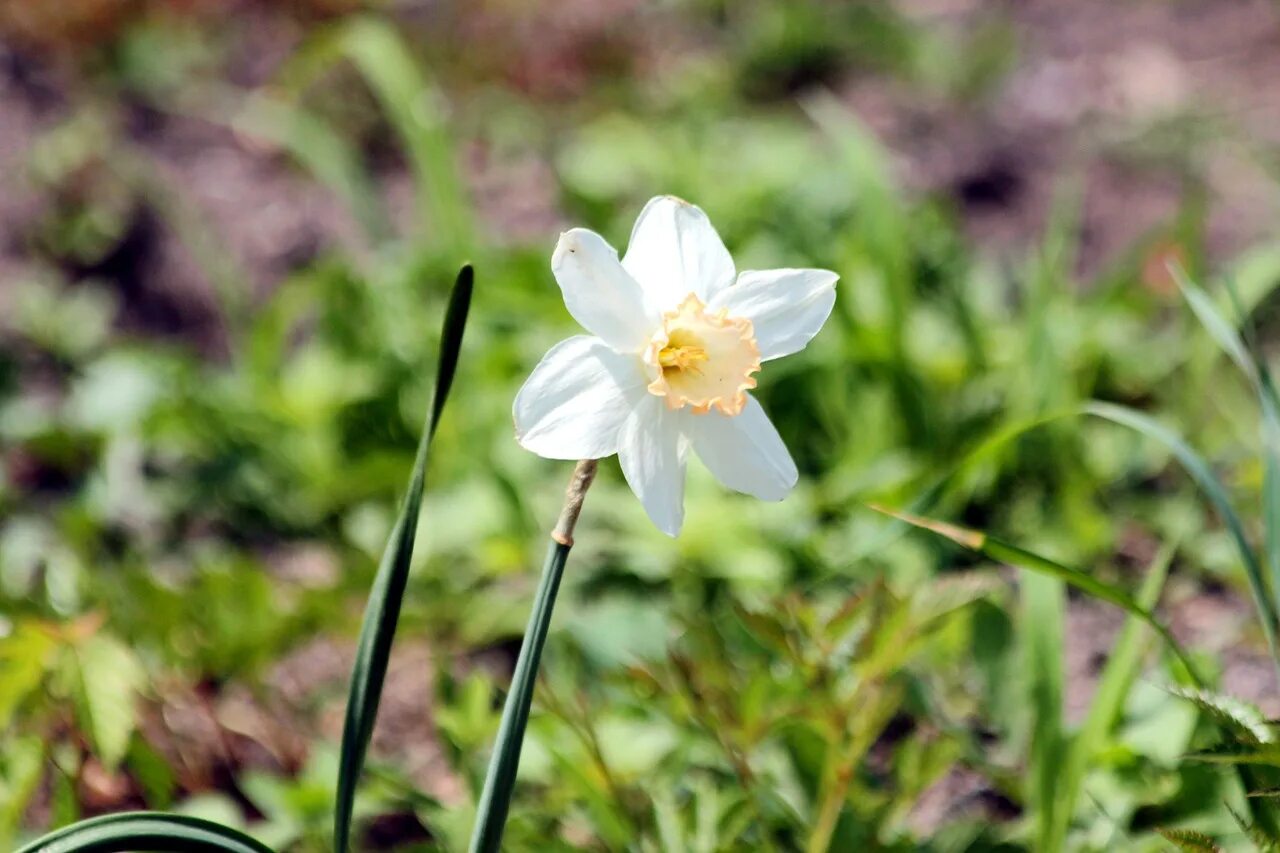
[15,812,273,853]
[73,633,145,771]
[1174,265,1280,647]
[0,623,57,730]
[1085,401,1280,664]
[1050,540,1175,848]
[281,16,473,250]
[0,736,44,849]
[1156,827,1223,853]
[1167,687,1274,746]
[469,540,574,853]
[1172,264,1256,381]
[869,504,1195,676]
[1226,801,1280,851]
[1022,571,1063,851]
[232,94,389,242]
[333,264,473,853]
[1186,743,1280,767]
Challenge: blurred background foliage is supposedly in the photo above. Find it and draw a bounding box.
[3,0,1280,850]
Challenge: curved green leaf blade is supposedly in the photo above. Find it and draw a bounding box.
[1085,401,1280,662]
[334,264,473,853]
[280,17,473,250]
[869,505,1199,679]
[1174,266,1280,630]
[469,541,573,853]
[877,502,1280,836]
[1171,263,1255,381]
[16,812,273,853]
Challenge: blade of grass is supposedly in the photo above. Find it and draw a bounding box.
[333,264,473,853]
[802,91,929,445]
[1019,568,1065,852]
[868,396,1280,668]
[1219,272,1280,658]
[1173,266,1280,670]
[1048,538,1177,850]
[854,408,1080,560]
[15,812,274,853]
[1171,264,1256,380]
[469,460,599,853]
[231,93,390,243]
[867,506,1199,687]
[1085,401,1280,665]
[280,16,474,251]
[874,505,1280,837]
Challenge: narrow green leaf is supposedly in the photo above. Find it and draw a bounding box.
[877,503,1280,837]
[1176,265,1280,641]
[15,812,273,853]
[469,540,574,853]
[869,506,1200,685]
[1049,540,1176,849]
[1185,744,1280,766]
[333,264,473,853]
[232,95,389,242]
[1085,401,1280,663]
[281,17,473,250]
[1023,571,1064,852]
[854,408,1080,561]
[1171,264,1256,380]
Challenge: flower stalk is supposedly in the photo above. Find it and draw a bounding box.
[469,459,598,853]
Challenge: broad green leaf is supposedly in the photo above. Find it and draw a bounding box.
[73,633,145,771]
[0,736,44,849]
[0,624,57,729]
[334,264,473,853]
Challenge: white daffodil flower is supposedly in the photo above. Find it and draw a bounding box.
[514,196,838,536]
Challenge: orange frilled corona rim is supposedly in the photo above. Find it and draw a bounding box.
[643,293,761,416]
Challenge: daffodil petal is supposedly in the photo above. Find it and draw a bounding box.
[709,268,837,361]
[553,228,653,352]
[617,395,687,536]
[514,336,647,460]
[689,395,797,500]
[622,196,735,312]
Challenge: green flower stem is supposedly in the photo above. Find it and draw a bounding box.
[469,459,598,853]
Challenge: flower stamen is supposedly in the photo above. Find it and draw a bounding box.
[658,341,709,374]
[643,294,760,416]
